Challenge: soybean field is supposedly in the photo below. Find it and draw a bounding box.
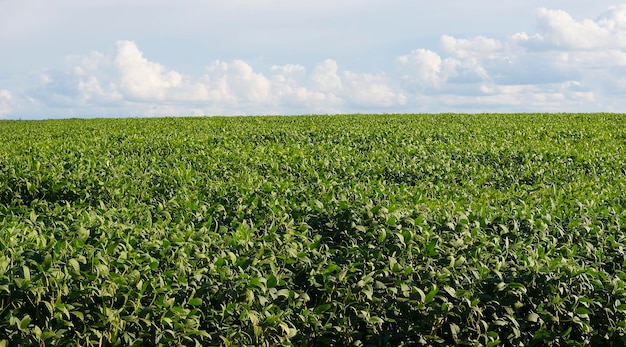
[0,114,625,346]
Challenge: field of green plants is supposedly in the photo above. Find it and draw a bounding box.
[0,114,625,346]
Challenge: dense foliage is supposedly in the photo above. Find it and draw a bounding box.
[0,114,625,346]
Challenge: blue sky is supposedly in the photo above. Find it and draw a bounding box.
[1,0,625,118]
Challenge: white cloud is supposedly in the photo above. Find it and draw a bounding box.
[342,71,406,107]
[5,4,626,117]
[431,83,595,112]
[204,59,271,104]
[271,64,306,75]
[396,48,490,93]
[390,4,626,111]
[0,89,13,117]
[268,63,340,112]
[308,59,343,94]
[15,40,405,116]
[397,49,447,90]
[440,35,502,59]
[513,5,626,50]
[114,40,183,100]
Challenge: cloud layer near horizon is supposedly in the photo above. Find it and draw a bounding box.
[3,5,626,118]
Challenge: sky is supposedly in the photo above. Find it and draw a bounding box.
[1,1,626,119]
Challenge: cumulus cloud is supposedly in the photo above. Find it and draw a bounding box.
[391,4,626,111]
[17,40,406,116]
[342,71,406,107]
[397,48,490,93]
[512,5,626,50]
[268,63,342,111]
[440,35,502,59]
[203,59,271,104]
[5,4,626,117]
[115,41,183,100]
[308,59,343,94]
[397,49,448,91]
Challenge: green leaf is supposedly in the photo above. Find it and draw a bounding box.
[29,210,38,223]
[355,225,368,232]
[425,285,438,303]
[22,266,30,281]
[450,323,460,341]
[415,287,426,302]
[19,315,31,330]
[426,239,437,256]
[72,311,85,322]
[245,310,260,325]
[188,298,202,307]
[494,319,508,326]
[276,289,290,298]
[68,259,80,272]
[527,312,540,322]
[325,263,339,274]
[279,322,297,338]
[249,277,264,289]
[575,307,592,315]
[314,200,324,210]
[314,303,332,314]
[267,275,278,288]
[55,302,70,319]
[362,285,373,301]
[171,306,186,314]
[443,285,456,298]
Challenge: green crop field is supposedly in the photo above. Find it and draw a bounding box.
[0,113,625,346]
